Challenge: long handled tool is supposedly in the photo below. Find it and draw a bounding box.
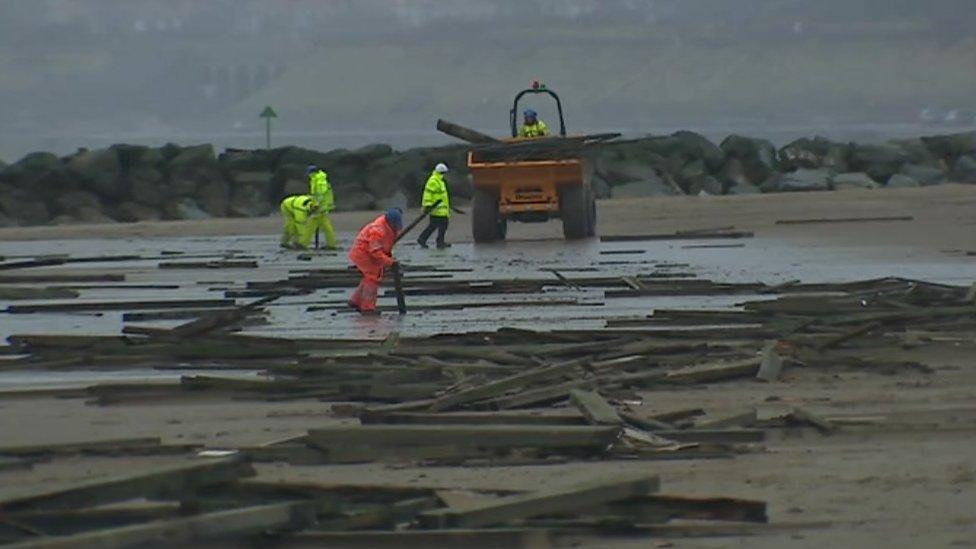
[389,200,443,315]
[394,200,442,244]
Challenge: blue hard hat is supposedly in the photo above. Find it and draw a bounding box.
[306,165,318,175]
[524,109,537,117]
[385,207,403,230]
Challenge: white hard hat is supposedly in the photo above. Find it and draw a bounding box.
[434,163,449,173]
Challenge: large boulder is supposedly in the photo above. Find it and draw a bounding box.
[345,143,394,166]
[645,131,725,171]
[228,171,274,217]
[334,189,376,212]
[0,152,60,185]
[0,211,16,227]
[54,189,103,215]
[65,148,124,199]
[887,138,940,167]
[162,198,211,220]
[920,131,976,162]
[688,175,724,196]
[900,164,946,186]
[849,143,911,183]
[716,158,753,189]
[727,182,760,195]
[276,146,334,171]
[778,137,850,172]
[719,134,777,183]
[0,188,51,225]
[196,179,231,217]
[109,144,153,170]
[830,172,879,191]
[73,206,116,224]
[114,201,161,223]
[674,159,705,193]
[364,152,427,203]
[761,169,832,193]
[950,155,976,183]
[218,148,281,174]
[166,144,220,196]
[610,177,680,198]
[127,166,167,207]
[885,174,920,188]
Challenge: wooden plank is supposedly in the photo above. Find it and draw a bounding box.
[4,502,314,549]
[601,494,767,523]
[815,321,882,351]
[6,299,234,314]
[360,411,585,426]
[600,231,753,242]
[306,425,620,451]
[0,437,163,457]
[755,341,784,382]
[417,472,659,528]
[664,358,760,384]
[0,287,79,300]
[569,390,622,426]
[649,429,765,444]
[0,459,254,512]
[492,379,597,410]
[775,215,913,225]
[270,529,552,549]
[314,496,439,531]
[0,274,125,284]
[435,118,501,144]
[428,358,586,412]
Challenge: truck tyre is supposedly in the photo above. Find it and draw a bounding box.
[560,185,588,239]
[472,187,500,243]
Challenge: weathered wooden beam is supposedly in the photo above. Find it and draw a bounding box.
[4,502,315,549]
[602,494,768,523]
[314,496,440,531]
[435,118,500,144]
[663,358,760,384]
[649,429,765,444]
[306,425,620,451]
[267,528,552,549]
[428,358,587,411]
[600,231,753,242]
[417,472,659,528]
[775,215,913,225]
[360,411,585,426]
[755,341,784,382]
[6,299,234,314]
[0,437,163,458]
[569,390,622,426]
[0,459,254,512]
[0,287,79,300]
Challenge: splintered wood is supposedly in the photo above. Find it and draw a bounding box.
[0,242,971,547]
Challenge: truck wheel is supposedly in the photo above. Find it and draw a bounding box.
[560,186,588,240]
[472,187,500,243]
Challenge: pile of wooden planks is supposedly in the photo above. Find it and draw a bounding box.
[0,454,767,547]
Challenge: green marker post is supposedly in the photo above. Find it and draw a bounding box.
[259,105,277,149]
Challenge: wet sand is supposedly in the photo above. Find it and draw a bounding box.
[1,184,975,547]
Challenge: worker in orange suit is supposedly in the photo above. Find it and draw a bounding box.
[347,208,403,314]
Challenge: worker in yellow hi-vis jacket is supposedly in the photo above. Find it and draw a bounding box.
[279,194,317,249]
[306,165,337,249]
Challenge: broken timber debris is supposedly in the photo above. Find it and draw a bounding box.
[417,473,659,529]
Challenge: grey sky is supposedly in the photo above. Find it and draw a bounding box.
[1,0,974,159]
